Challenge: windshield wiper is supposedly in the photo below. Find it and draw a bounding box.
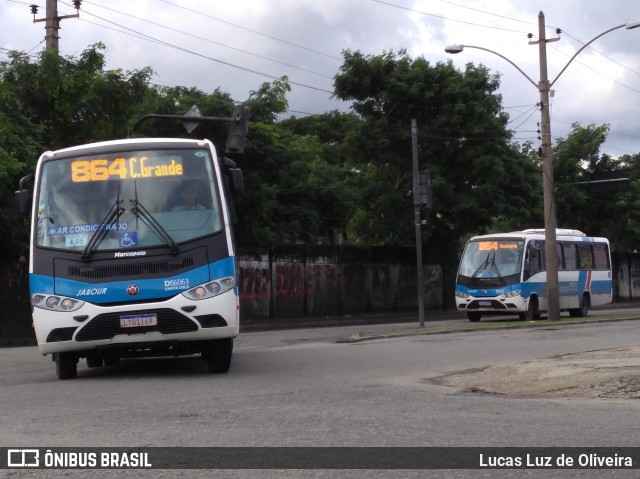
[81,200,125,260]
[490,255,504,281]
[471,254,491,278]
[129,199,179,253]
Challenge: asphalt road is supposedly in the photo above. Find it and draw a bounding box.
[2,308,640,478]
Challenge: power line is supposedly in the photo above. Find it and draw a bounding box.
[509,107,538,132]
[562,30,640,78]
[503,103,537,109]
[158,0,341,61]
[65,4,334,94]
[506,105,538,126]
[81,0,333,79]
[543,39,640,96]
[433,0,547,28]
[369,0,531,34]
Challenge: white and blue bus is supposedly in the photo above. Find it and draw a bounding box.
[16,136,245,379]
[455,229,613,322]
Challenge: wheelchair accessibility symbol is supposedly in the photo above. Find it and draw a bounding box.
[119,232,138,247]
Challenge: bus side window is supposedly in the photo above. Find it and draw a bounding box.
[579,243,594,269]
[562,243,578,270]
[593,243,609,270]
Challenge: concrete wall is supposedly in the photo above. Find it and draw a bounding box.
[4,249,638,341]
[1,256,32,342]
[237,246,444,325]
[613,253,640,301]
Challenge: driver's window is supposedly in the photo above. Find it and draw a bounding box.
[525,243,542,280]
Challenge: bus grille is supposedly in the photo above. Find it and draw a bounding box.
[466,300,508,310]
[68,258,194,280]
[75,308,198,342]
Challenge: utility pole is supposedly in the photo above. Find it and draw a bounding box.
[411,120,433,328]
[529,11,560,320]
[30,0,82,53]
[411,120,425,328]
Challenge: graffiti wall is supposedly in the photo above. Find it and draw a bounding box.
[5,249,637,341]
[615,253,640,300]
[237,245,445,323]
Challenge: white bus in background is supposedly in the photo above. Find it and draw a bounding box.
[455,229,613,322]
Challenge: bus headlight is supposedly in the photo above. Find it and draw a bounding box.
[32,294,85,312]
[503,290,521,298]
[182,277,235,301]
[455,291,470,299]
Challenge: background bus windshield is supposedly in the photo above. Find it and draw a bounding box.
[458,240,524,279]
[35,148,222,251]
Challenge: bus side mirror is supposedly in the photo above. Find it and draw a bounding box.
[15,189,32,216]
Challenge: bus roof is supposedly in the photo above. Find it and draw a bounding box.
[467,228,609,243]
[40,138,212,157]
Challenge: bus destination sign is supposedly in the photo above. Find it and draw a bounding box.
[478,241,519,251]
[71,157,183,182]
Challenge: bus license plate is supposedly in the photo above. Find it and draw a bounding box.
[120,313,158,328]
[478,301,492,307]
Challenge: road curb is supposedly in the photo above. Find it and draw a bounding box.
[343,315,640,343]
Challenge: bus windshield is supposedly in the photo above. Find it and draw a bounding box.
[458,239,524,279]
[35,147,223,252]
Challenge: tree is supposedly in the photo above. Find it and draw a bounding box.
[133,84,237,150]
[279,111,363,242]
[1,44,153,149]
[0,44,154,255]
[235,81,358,247]
[553,123,637,251]
[0,79,41,254]
[333,49,541,260]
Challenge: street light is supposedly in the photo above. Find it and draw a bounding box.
[445,11,640,320]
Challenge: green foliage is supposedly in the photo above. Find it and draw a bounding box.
[0,69,41,254]
[2,44,153,149]
[0,44,156,255]
[554,123,637,252]
[133,85,236,149]
[245,76,291,123]
[235,119,358,247]
[2,41,639,260]
[333,49,541,260]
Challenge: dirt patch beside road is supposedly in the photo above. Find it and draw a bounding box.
[431,346,640,399]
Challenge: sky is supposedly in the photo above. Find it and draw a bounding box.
[2,0,640,158]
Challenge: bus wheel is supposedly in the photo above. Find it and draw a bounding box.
[570,295,590,318]
[55,353,78,380]
[519,297,537,321]
[467,312,481,322]
[204,338,233,373]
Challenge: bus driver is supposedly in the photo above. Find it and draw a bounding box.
[172,182,207,211]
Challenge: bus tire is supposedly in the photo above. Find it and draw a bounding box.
[204,338,233,373]
[55,353,78,380]
[570,295,590,318]
[467,312,481,322]
[519,297,537,321]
